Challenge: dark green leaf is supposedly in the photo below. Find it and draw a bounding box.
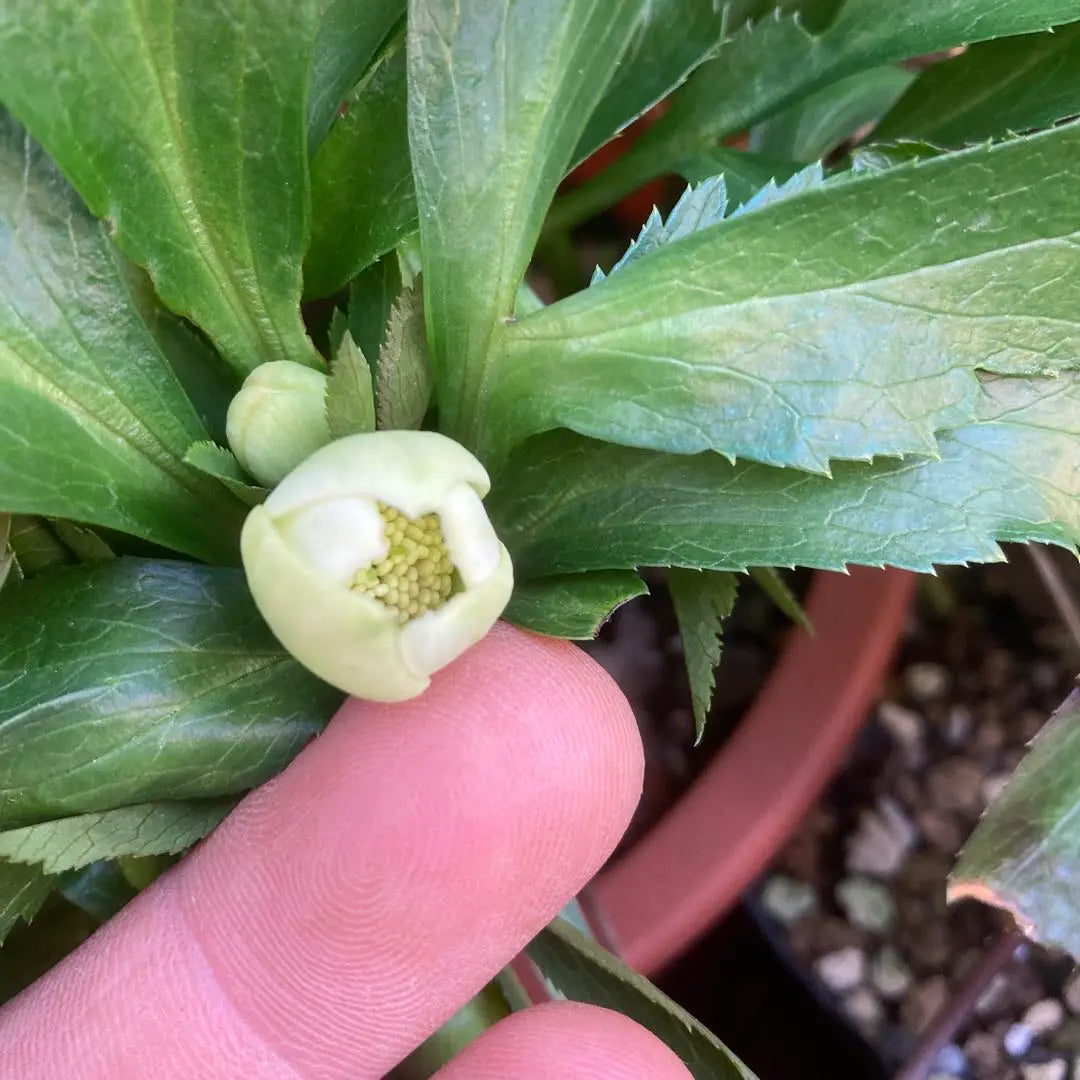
[0,559,341,828]
[952,691,1080,956]
[49,521,114,564]
[0,800,235,876]
[668,570,740,740]
[750,65,915,162]
[306,36,416,300]
[0,115,247,563]
[326,331,376,437]
[677,147,803,205]
[0,897,96,1002]
[377,284,433,431]
[876,23,1080,146]
[8,518,72,578]
[0,862,52,945]
[183,443,267,508]
[0,0,319,375]
[488,375,1080,580]
[308,0,404,151]
[0,515,12,593]
[573,0,731,162]
[503,572,648,639]
[407,0,644,450]
[349,254,405,371]
[558,0,1080,224]
[57,862,138,922]
[492,123,1080,469]
[528,920,756,1080]
[749,567,812,632]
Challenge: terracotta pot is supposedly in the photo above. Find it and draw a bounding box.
[581,566,916,976]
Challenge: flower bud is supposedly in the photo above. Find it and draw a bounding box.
[240,430,514,702]
[226,361,331,487]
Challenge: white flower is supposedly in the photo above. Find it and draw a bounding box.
[226,360,331,487]
[240,430,514,701]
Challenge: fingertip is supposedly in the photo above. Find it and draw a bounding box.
[433,1002,694,1079]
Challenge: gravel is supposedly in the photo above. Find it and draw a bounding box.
[754,558,1080,1080]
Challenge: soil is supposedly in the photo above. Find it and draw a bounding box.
[750,551,1080,1079]
[588,549,1080,1080]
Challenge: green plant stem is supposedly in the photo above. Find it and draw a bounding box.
[389,980,512,1079]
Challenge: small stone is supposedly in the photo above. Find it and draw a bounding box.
[842,987,885,1037]
[1024,999,1066,1036]
[917,808,966,855]
[901,976,949,1034]
[898,851,952,895]
[815,947,867,993]
[878,701,925,763]
[1033,660,1061,691]
[973,717,1007,754]
[944,704,974,745]
[964,1031,1003,1074]
[789,914,869,958]
[1004,1022,1035,1057]
[906,662,951,701]
[981,773,1011,806]
[1020,1060,1067,1080]
[933,1042,968,1076]
[871,946,914,1000]
[836,876,896,932]
[846,797,917,878]
[1063,969,1080,1014]
[760,875,818,925]
[927,756,985,816]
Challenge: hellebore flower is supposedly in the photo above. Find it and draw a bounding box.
[226,360,331,487]
[240,430,514,702]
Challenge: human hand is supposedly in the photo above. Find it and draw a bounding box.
[1,624,693,1079]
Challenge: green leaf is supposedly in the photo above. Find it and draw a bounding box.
[0,896,97,1002]
[407,0,644,451]
[492,123,1080,469]
[850,138,945,174]
[0,115,247,564]
[0,515,12,594]
[0,559,342,829]
[875,23,1080,146]
[749,567,812,632]
[0,800,235,876]
[326,331,376,437]
[0,0,319,376]
[573,0,732,162]
[377,284,433,431]
[0,862,52,945]
[750,65,915,162]
[559,0,1080,224]
[308,0,404,152]
[349,254,405,372]
[677,147,803,205]
[593,176,727,283]
[57,862,138,922]
[503,572,648,639]
[50,521,114,564]
[306,36,416,300]
[8,518,72,578]
[528,919,756,1080]
[668,570,740,741]
[952,690,1080,957]
[488,374,1080,580]
[182,443,267,508]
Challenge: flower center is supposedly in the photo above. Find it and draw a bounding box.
[351,501,455,622]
